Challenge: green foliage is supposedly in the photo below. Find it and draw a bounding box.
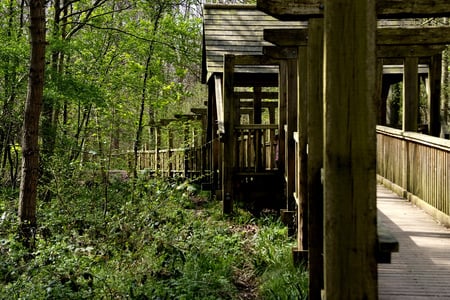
[0,176,308,299]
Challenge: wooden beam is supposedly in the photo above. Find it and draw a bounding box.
[257,0,324,21]
[263,27,450,48]
[377,27,450,45]
[323,0,378,298]
[264,29,309,46]
[376,0,450,19]
[257,0,450,20]
[377,45,447,58]
[263,46,298,60]
[233,73,279,87]
[236,91,278,99]
[240,101,278,108]
[174,114,201,120]
[234,54,280,66]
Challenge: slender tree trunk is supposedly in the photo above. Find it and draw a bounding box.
[133,5,164,178]
[18,0,46,249]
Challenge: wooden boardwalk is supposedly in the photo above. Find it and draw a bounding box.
[378,185,450,299]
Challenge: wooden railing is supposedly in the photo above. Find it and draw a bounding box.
[132,145,210,179]
[377,125,450,224]
[135,148,186,176]
[235,124,278,172]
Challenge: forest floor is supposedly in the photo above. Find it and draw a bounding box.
[0,176,307,299]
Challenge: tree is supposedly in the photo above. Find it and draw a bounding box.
[18,0,46,248]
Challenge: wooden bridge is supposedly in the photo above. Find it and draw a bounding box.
[378,184,450,299]
[133,1,450,299]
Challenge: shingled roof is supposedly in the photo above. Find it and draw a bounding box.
[201,4,306,83]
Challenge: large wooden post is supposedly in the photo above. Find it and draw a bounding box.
[323,0,378,298]
[278,61,287,178]
[223,55,237,214]
[297,45,308,252]
[307,18,324,300]
[403,57,419,132]
[429,53,442,137]
[286,58,298,211]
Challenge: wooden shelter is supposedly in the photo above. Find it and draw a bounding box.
[202,4,306,213]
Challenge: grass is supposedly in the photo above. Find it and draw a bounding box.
[0,175,308,299]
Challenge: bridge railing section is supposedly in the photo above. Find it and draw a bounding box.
[235,124,278,172]
[377,125,450,223]
[131,145,210,179]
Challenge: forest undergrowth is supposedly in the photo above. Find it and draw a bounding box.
[0,171,308,299]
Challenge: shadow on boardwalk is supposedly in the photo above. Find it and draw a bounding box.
[377,185,450,299]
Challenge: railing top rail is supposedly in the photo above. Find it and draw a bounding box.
[377,125,450,152]
[235,124,278,130]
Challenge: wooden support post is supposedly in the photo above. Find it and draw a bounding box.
[307,18,324,300]
[278,61,287,188]
[297,45,308,252]
[429,53,442,137]
[403,56,419,132]
[375,59,388,126]
[254,86,263,170]
[286,58,298,212]
[212,76,222,197]
[323,0,378,299]
[223,55,236,214]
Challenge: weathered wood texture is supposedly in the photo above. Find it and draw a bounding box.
[377,27,450,45]
[257,0,450,20]
[377,126,450,226]
[378,184,450,299]
[295,46,308,251]
[403,57,419,132]
[222,54,237,214]
[202,5,305,83]
[306,18,324,300]
[323,0,378,298]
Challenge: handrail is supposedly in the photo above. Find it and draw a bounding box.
[377,125,450,226]
[377,125,450,152]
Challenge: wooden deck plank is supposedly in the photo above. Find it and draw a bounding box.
[377,184,450,299]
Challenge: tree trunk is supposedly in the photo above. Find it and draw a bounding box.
[18,0,46,248]
[133,4,164,178]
